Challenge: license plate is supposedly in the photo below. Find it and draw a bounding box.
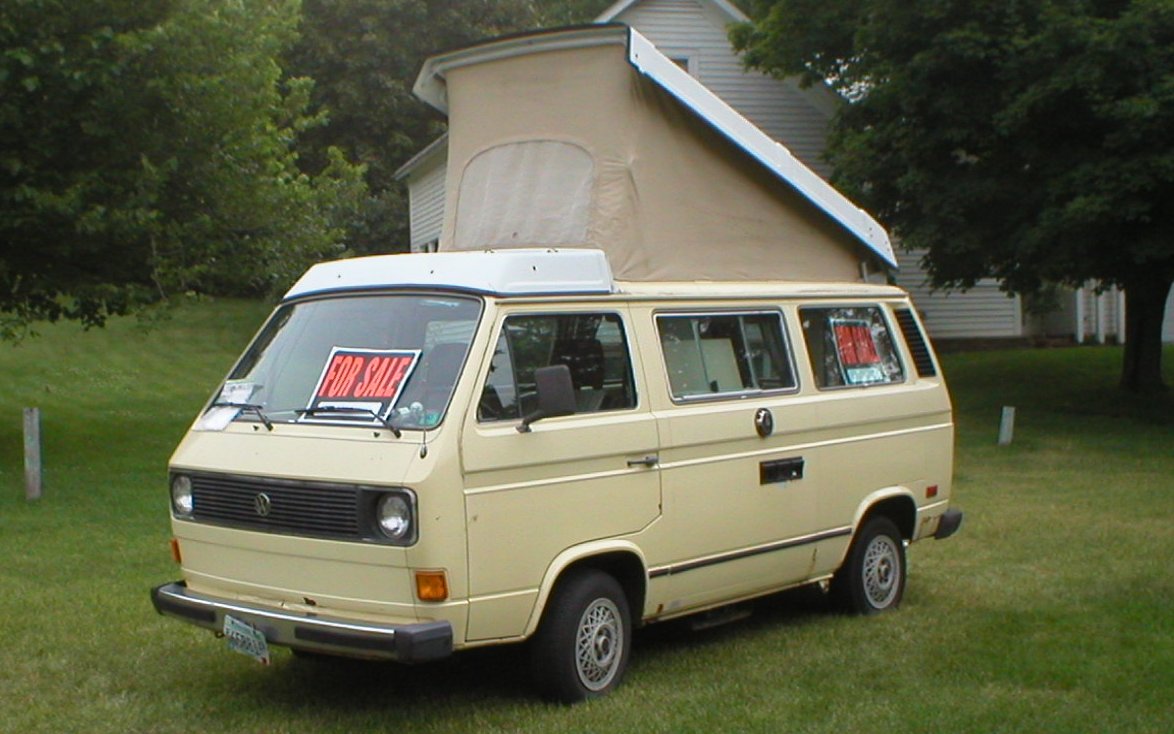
[223,614,270,665]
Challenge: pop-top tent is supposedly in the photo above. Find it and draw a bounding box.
[412,24,896,282]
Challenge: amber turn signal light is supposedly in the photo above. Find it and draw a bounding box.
[169,538,183,564]
[415,570,449,602]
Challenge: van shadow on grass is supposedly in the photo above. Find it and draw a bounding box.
[191,585,835,718]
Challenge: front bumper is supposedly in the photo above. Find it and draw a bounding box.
[150,582,452,663]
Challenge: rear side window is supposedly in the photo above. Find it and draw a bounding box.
[477,313,636,422]
[657,312,796,399]
[800,306,904,388]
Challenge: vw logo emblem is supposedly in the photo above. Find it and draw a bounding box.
[254,493,272,517]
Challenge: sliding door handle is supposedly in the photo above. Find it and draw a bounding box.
[626,455,659,468]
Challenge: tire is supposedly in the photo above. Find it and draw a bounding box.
[831,516,907,615]
[530,568,632,703]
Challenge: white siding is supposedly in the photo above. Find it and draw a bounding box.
[1075,286,1126,343]
[407,158,446,252]
[613,0,835,178]
[894,249,1023,340]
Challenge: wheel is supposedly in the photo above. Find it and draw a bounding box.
[831,516,907,615]
[530,568,632,703]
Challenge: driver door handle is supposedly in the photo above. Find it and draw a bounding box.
[627,455,659,468]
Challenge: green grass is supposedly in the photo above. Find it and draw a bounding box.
[1,302,1171,733]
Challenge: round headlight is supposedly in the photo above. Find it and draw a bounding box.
[171,475,194,516]
[375,494,411,540]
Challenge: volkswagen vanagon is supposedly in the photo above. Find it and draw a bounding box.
[151,248,961,702]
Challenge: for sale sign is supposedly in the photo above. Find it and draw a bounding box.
[303,347,420,424]
[830,319,885,385]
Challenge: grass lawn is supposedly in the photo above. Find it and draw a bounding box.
[1,300,1171,733]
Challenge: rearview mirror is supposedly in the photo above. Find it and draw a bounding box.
[517,365,576,433]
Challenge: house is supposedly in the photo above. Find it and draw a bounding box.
[396,0,1173,342]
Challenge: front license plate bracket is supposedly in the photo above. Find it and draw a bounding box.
[223,614,271,665]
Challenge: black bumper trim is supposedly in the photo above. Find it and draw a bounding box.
[934,508,963,540]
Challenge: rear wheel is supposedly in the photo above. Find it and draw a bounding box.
[530,568,631,703]
[831,516,906,614]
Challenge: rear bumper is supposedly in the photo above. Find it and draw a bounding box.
[150,581,452,663]
[934,508,964,540]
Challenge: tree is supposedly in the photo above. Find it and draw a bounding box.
[537,0,618,26]
[286,0,553,254]
[0,0,365,338]
[732,0,1174,392]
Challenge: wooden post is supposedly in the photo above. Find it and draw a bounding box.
[24,407,42,500]
[998,406,1016,446]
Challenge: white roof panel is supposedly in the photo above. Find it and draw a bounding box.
[284,249,616,300]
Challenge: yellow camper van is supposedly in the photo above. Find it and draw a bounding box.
[152,248,961,702]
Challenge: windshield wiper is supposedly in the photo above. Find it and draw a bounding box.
[295,406,402,438]
[211,401,274,431]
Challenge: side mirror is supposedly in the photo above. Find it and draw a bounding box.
[517,364,576,433]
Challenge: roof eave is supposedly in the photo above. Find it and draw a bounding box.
[595,0,748,24]
[393,132,449,181]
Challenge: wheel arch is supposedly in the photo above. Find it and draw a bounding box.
[524,541,647,638]
[853,488,918,541]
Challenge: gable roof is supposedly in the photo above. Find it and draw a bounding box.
[413,25,895,268]
[596,0,748,24]
[393,131,447,182]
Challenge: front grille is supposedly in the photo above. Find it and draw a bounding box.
[187,473,368,542]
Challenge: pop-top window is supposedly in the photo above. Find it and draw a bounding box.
[478,313,635,422]
[657,312,796,399]
[202,294,481,431]
[800,306,904,388]
[454,141,594,249]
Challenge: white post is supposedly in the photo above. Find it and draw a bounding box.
[1096,290,1107,344]
[24,408,42,500]
[1074,286,1085,344]
[998,406,1016,446]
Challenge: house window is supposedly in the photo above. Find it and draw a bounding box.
[666,52,699,78]
[800,306,904,388]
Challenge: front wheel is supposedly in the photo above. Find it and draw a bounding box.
[530,568,632,703]
[831,516,907,614]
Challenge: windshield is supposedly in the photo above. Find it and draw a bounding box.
[207,294,482,431]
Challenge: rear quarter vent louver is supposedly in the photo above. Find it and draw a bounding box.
[894,309,937,378]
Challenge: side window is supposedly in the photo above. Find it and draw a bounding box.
[477,313,636,422]
[656,312,796,399]
[800,306,904,388]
